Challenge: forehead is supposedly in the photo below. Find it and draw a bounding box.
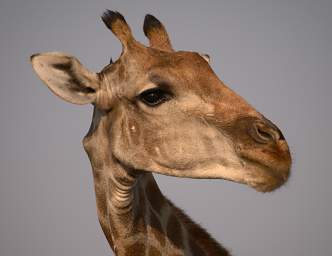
[101,47,221,99]
[147,49,211,72]
[103,48,211,76]
[146,49,221,95]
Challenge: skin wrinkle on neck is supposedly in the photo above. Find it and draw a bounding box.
[98,158,229,255]
[108,167,161,250]
[90,145,177,253]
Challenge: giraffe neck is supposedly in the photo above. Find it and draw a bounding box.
[83,108,230,255]
[85,156,187,255]
[87,163,230,255]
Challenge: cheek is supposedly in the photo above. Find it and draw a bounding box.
[110,106,237,172]
[142,121,225,169]
[111,111,145,164]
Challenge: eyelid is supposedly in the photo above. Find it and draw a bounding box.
[149,74,173,89]
[137,84,158,95]
[137,85,173,97]
[136,74,174,96]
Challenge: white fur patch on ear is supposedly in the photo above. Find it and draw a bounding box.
[199,53,210,63]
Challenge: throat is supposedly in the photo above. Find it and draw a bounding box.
[91,159,171,254]
[88,159,230,255]
[84,144,172,253]
[107,161,138,214]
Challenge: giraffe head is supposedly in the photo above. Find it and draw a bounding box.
[31,11,291,192]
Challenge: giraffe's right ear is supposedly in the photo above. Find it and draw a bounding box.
[30,52,100,105]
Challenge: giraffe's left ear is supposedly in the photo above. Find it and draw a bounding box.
[30,52,100,105]
[199,53,210,63]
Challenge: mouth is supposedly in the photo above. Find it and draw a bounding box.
[244,160,290,192]
[238,142,292,192]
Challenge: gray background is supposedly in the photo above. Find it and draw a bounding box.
[0,0,331,255]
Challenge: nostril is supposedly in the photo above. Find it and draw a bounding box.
[252,122,281,144]
[278,129,285,140]
[261,117,285,141]
[257,127,275,142]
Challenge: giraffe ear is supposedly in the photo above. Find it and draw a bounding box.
[199,53,210,63]
[30,52,100,105]
[101,10,134,49]
[143,14,173,52]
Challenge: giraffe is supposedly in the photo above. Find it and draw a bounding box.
[30,11,292,256]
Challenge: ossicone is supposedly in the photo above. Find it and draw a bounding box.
[143,14,173,52]
[101,10,135,49]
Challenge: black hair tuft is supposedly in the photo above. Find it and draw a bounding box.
[143,14,162,36]
[101,10,126,30]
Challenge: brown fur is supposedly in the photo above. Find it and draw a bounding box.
[31,11,292,255]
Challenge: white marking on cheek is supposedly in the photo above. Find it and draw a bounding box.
[206,104,215,113]
[130,125,136,132]
[155,147,161,156]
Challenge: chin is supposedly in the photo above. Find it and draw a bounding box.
[242,155,292,193]
[234,140,292,192]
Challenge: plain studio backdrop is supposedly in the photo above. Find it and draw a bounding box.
[0,0,331,255]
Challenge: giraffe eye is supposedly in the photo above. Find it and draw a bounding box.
[139,87,171,107]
